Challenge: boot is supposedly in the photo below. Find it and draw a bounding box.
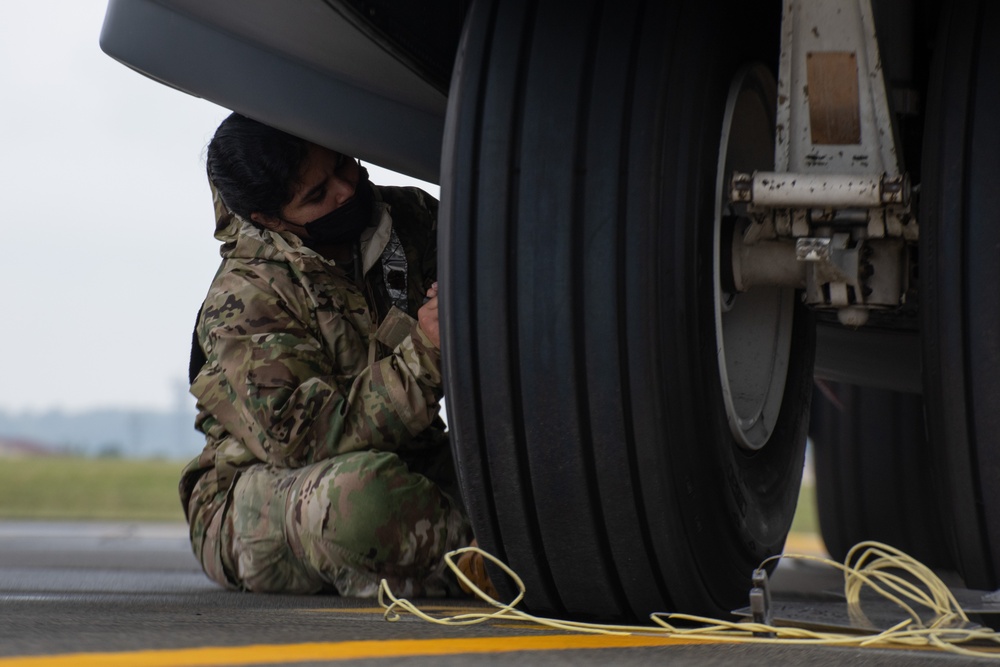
[455,539,499,599]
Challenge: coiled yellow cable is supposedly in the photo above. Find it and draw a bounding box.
[377,541,1000,659]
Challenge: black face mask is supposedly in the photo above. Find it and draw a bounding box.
[292,166,374,245]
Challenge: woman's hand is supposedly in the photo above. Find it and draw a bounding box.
[418,282,440,348]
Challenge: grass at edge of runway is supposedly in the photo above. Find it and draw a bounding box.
[0,455,186,521]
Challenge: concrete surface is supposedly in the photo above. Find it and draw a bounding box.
[0,521,994,665]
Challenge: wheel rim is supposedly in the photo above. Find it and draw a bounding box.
[713,65,795,451]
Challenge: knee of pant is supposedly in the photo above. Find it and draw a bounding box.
[303,450,444,569]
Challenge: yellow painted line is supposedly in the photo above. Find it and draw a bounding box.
[302,605,483,615]
[0,634,699,667]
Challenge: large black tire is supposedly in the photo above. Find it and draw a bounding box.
[440,0,813,620]
[811,380,954,569]
[921,1,1000,590]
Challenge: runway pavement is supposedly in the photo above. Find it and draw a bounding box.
[0,521,995,666]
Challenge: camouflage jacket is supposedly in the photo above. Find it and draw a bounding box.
[180,181,442,525]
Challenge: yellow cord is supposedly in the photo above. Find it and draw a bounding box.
[377,541,1000,659]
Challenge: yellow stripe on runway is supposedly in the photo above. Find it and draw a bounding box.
[0,634,698,667]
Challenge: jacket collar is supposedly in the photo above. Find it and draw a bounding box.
[209,177,391,272]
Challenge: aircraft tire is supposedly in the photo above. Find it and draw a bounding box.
[810,381,954,569]
[439,0,814,619]
[920,0,1000,590]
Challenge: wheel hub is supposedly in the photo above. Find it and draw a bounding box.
[713,65,795,451]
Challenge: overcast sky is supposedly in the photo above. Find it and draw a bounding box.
[0,1,438,414]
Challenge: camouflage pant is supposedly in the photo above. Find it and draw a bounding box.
[209,448,472,597]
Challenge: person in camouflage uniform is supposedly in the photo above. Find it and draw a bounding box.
[180,113,473,597]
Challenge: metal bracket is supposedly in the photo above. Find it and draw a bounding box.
[723,0,918,319]
[731,222,906,326]
[749,568,776,637]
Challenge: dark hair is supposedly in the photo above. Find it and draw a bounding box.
[206,113,309,220]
